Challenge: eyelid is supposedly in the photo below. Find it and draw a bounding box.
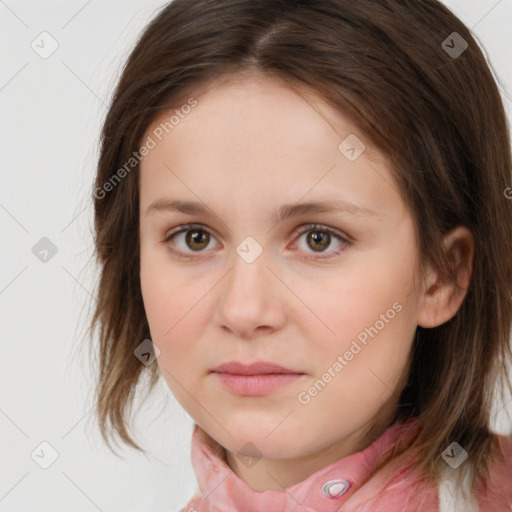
[163,223,220,244]
[294,223,352,244]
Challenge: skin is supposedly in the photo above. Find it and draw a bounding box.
[138,72,474,492]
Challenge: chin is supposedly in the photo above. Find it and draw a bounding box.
[210,420,305,460]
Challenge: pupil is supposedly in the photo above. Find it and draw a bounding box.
[187,230,209,250]
[308,231,330,252]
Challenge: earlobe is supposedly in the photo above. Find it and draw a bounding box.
[417,226,475,328]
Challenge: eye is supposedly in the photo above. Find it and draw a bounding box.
[292,224,351,259]
[163,223,351,260]
[163,224,219,258]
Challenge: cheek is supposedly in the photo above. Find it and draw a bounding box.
[140,268,205,404]
[300,271,396,341]
[140,253,213,366]
[140,262,218,418]
[142,278,199,344]
[302,249,417,372]
[140,249,182,342]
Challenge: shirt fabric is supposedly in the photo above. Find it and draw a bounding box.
[179,418,512,512]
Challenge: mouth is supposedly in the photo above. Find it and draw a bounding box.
[209,361,306,396]
[210,360,302,375]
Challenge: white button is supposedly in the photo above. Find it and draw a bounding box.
[321,479,351,499]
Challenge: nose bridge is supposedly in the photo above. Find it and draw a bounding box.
[225,235,270,301]
[214,234,280,332]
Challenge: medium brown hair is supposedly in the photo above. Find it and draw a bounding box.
[87,0,512,499]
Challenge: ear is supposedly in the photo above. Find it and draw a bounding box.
[417,226,475,328]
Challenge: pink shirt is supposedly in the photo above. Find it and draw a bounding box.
[180,418,512,511]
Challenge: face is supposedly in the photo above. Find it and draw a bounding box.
[138,73,424,464]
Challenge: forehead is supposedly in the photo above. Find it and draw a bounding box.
[139,74,402,220]
[146,73,382,156]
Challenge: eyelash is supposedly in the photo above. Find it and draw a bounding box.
[162,223,352,261]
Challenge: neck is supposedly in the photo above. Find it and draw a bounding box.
[224,408,397,492]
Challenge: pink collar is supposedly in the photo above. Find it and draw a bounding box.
[189,418,422,511]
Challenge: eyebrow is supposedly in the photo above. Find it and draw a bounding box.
[145,198,378,226]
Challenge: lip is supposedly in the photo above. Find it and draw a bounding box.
[210,361,302,375]
[210,361,306,396]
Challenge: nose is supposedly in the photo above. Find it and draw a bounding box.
[212,243,287,339]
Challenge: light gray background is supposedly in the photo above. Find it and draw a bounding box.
[1,1,511,511]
